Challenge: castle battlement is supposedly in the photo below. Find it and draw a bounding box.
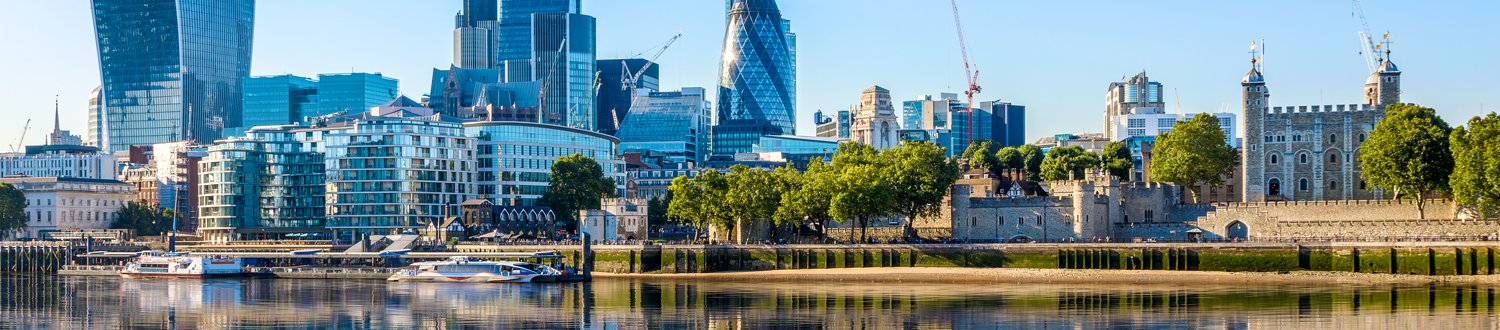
[1267,104,1372,115]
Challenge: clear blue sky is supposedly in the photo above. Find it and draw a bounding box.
[2,1,1497,150]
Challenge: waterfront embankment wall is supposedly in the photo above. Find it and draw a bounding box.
[460,242,1500,276]
[0,244,71,274]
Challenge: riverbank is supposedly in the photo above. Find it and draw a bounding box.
[594,267,1500,286]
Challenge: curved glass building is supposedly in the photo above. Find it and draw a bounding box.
[715,0,796,155]
[466,121,624,207]
[92,0,255,152]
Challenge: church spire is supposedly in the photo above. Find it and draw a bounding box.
[53,95,61,136]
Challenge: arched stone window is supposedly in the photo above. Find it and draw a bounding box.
[1299,153,1309,164]
[1329,153,1338,164]
[1268,178,1281,196]
[1329,134,1337,143]
[1330,181,1338,190]
[1299,178,1309,191]
[1269,154,1279,165]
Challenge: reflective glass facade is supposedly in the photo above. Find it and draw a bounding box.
[497,0,580,66]
[236,75,317,136]
[716,0,796,155]
[466,121,624,207]
[616,88,711,164]
[92,0,254,152]
[596,59,659,135]
[315,73,399,117]
[533,12,596,131]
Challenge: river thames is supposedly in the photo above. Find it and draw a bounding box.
[0,275,1495,329]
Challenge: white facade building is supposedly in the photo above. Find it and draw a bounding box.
[1108,112,1240,148]
[3,177,133,239]
[578,198,648,241]
[849,85,899,149]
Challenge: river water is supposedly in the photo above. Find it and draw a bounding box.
[0,275,1496,329]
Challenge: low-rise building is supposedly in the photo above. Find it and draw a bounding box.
[2,177,133,240]
[458,198,556,240]
[579,198,648,241]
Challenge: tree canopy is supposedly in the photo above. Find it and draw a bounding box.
[1450,113,1500,218]
[539,153,617,231]
[111,202,170,236]
[1148,113,1236,203]
[1101,141,1134,181]
[995,147,1022,172]
[0,183,26,238]
[1361,103,1453,218]
[1038,145,1101,181]
[962,140,998,171]
[1017,144,1044,180]
[722,165,789,243]
[881,141,960,239]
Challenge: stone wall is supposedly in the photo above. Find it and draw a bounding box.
[1189,199,1498,240]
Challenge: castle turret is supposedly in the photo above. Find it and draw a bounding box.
[1363,51,1401,110]
[1241,56,1270,202]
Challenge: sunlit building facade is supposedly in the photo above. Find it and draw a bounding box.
[466,121,623,207]
[616,88,712,164]
[714,0,797,155]
[91,0,255,151]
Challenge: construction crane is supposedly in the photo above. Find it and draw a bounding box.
[950,0,981,141]
[612,33,683,130]
[537,39,568,124]
[10,119,30,153]
[1351,0,1382,73]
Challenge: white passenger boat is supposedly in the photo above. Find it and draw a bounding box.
[387,256,563,283]
[119,251,246,279]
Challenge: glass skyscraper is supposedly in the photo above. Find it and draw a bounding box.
[198,125,326,242]
[315,73,399,117]
[616,88,712,164]
[92,0,254,152]
[235,75,317,137]
[715,0,796,155]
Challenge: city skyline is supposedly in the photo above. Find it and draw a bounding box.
[2,1,1497,150]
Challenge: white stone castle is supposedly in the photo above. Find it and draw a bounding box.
[1240,45,1401,202]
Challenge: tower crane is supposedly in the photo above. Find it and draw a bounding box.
[1351,0,1382,73]
[950,0,981,141]
[11,119,30,153]
[613,33,683,130]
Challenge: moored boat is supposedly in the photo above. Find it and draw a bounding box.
[387,256,563,283]
[119,251,246,279]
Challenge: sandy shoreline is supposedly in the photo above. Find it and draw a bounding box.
[593,267,1500,286]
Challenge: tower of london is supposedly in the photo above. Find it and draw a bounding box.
[1240,47,1401,202]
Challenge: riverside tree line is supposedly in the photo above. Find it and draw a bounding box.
[0,102,1493,240]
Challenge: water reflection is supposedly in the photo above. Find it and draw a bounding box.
[0,275,1497,329]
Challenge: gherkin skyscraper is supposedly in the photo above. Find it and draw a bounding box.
[714,0,796,156]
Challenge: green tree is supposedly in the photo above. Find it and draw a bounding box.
[0,183,26,238]
[723,165,785,243]
[995,147,1022,171]
[830,164,894,243]
[1101,141,1134,181]
[962,140,998,171]
[647,192,672,231]
[1038,146,1102,181]
[1450,113,1500,218]
[111,202,169,236]
[666,176,705,235]
[1361,103,1453,219]
[539,153,617,232]
[1149,113,1236,203]
[776,159,835,237]
[882,141,960,241]
[1017,144,1044,180]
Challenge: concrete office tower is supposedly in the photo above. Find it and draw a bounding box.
[1103,71,1167,140]
[91,0,254,152]
[849,86,899,149]
[714,0,797,155]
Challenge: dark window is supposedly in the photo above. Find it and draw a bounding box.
[1145,210,1155,222]
[1329,134,1337,143]
[1270,154,1279,164]
[1329,154,1338,163]
[1360,181,1367,190]
[1299,178,1309,191]
[1330,181,1338,190]
[1300,153,1308,164]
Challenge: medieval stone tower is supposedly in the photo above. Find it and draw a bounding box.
[1240,57,1270,202]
